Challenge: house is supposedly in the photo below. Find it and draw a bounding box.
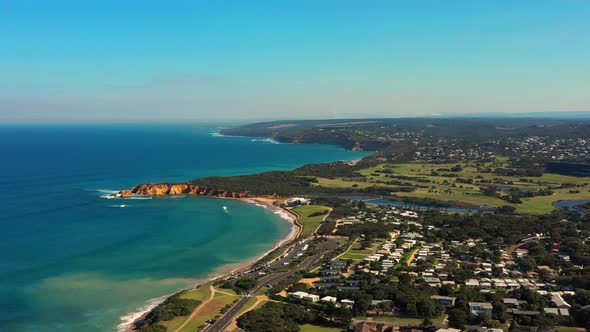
[313,282,338,289]
[290,291,308,300]
[431,295,456,306]
[502,298,526,308]
[507,309,540,316]
[544,308,570,317]
[422,277,441,287]
[287,197,311,207]
[466,279,480,288]
[469,302,493,316]
[321,296,337,303]
[340,299,355,309]
[515,249,528,258]
[328,260,347,268]
[551,293,571,308]
[303,294,320,302]
[354,322,378,332]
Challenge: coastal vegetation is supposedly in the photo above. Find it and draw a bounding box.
[137,293,201,331]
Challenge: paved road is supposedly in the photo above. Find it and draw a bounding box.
[206,238,340,332]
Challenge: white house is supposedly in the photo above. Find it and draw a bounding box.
[321,296,337,303]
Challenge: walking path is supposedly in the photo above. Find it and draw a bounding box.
[312,207,333,235]
[173,285,215,332]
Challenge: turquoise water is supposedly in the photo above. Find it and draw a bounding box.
[0,125,370,332]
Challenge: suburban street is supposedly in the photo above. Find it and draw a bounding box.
[205,238,341,332]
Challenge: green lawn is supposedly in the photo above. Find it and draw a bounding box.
[213,286,238,297]
[292,205,330,238]
[299,324,344,332]
[180,285,211,301]
[178,295,238,332]
[337,238,379,261]
[396,246,420,268]
[316,160,590,215]
[159,286,212,331]
[160,287,239,332]
[160,316,188,332]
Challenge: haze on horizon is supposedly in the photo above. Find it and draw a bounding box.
[1,0,589,123]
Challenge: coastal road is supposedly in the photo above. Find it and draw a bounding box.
[205,238,340,332]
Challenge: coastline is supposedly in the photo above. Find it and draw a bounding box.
[121,196,300,332]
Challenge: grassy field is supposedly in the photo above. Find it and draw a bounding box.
[337,238,379,261]
[177,295,238,332]
[159,286,239,332]
[315,159,590,214]
[213,286,238,297]
[180,285,211,301]
[292,205,330,238]
[299,324,344,332]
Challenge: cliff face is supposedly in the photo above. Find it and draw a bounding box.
[119,183,250,198]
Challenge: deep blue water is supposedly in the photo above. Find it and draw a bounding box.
[0,125,370,332]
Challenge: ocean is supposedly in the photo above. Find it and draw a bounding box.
[0,125,370,332]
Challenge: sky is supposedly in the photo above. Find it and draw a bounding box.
[1,0,589,123]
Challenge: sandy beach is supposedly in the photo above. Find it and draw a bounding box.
[121,196,300,332]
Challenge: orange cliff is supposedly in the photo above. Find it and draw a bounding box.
[117,183,251,199]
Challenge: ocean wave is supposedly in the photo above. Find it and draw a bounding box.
[100,194,152,200]
[117,295,169,332]
[272,209,294,222]
[250,138,280,144]
[161,195,185,199]
[95,189,119,194]
[210,132,224,137]
[126,195,152,200]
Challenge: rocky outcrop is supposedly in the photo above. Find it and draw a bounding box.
[117,183,250,198]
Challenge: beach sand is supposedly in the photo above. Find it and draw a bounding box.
[121,196,300,332]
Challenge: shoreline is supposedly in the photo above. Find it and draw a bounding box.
[121,196,300,332]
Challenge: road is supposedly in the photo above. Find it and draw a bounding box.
[205,238,341,332]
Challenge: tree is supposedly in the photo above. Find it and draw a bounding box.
[508,319,519,332]
[417,298,438,318]
[448,309,468,329]
[405,302,418,317]
[234,277,258,293]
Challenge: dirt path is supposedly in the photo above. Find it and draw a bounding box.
[332,237,359,261]
[215,289,238,296]
[313,207,333,235]
[173,285,215,332]
[405,246,421,266]
[298,277,320,287]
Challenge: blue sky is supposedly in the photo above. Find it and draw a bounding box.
[1,0,589,123]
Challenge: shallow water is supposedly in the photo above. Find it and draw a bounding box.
[343,195,481,213]
[553,199,590,215]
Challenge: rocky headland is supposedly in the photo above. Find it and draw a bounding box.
[116,183,251,198]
